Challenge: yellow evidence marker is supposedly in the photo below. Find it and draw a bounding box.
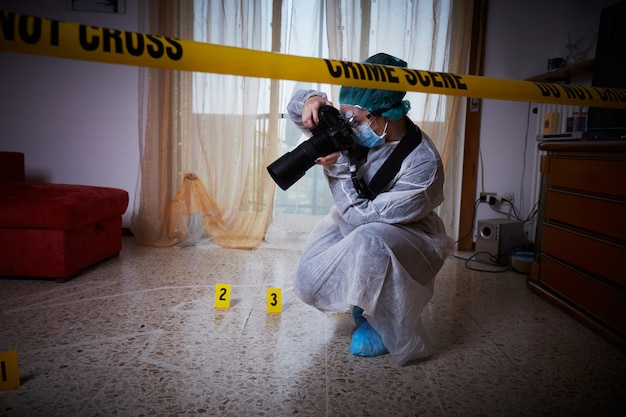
[0,350,20,391]
[266,288,282,313]
[214,284,231,308]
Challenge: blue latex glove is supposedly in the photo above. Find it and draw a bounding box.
[350,321,389,357]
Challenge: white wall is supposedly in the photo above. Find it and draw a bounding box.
[0,0,140,226]
[476,0,616,240]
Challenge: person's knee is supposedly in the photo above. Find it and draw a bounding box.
[350,223,392,254]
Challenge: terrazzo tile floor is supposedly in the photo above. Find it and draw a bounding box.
[1,236,625,416]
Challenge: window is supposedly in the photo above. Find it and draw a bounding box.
[191,0,454,227]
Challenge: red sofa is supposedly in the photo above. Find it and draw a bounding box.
[0,152,129,282]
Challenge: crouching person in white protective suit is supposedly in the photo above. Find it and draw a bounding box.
[287,53,454,366]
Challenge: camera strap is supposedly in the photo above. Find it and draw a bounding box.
[349,121,423,200]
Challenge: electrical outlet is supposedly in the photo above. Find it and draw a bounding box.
[499,192,514,203]
[479,192,513,205]
[479,192,496,202]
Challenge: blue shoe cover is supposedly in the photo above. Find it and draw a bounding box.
[352,305,366,326]
[350,322,389,357]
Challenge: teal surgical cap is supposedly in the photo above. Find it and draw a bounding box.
[339,52,411,121]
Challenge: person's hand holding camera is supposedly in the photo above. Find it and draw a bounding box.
[302,96,341,165]
[315,152,340,165]
[302,95,333,129]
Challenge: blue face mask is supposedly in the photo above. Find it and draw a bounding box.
[355,120,388,148]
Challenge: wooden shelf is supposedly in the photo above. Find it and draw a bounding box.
[526,59,594,83]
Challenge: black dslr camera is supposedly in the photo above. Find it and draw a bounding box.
[267,105,357,190]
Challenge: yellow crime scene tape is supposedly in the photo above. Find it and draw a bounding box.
[2,10,625,109]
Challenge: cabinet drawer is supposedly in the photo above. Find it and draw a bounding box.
[540,256,626,336]
[545,190,626,241]
[541,224,626,286]
[547,157,626,198]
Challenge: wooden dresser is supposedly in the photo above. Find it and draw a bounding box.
[529,141,626,347]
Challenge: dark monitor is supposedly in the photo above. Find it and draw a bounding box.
[586,0,626,137]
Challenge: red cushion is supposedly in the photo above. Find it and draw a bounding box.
[0,183,129,230]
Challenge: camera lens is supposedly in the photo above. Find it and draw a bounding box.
[267,105,356,190]
[266,140,319,190]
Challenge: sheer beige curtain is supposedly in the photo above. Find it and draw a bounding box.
[131,0,280,249]
[131,0,473,249]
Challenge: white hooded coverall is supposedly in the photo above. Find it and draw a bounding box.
[287,90,454,365]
